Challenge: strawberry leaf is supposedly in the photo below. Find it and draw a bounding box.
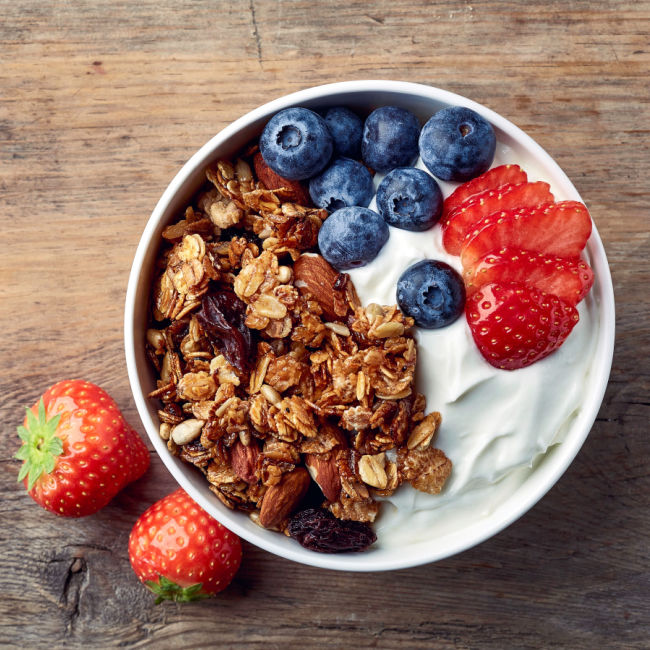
[145,575,211,604]
[15,399,63,490]
[17,462,29,482]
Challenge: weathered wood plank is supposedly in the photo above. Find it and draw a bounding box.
[0,0,648,647]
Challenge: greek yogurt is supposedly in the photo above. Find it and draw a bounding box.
[348,144,600,549]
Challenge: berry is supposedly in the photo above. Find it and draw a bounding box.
[442,181,554,255]
[466,282,579,370]
[396,260,466,329]
[318,206,389,270]
[419,106,496,182]
[463,247,594,305]
[376,167,443,232]
[253,152,311,205]
[259,107,333,180]
[460,201,593,268]
[15,380,149,517]
[322,106,363,158]
[442,164,528,218]
[361,106,420,173]
[309,157,374,212]
[129,488,242,602]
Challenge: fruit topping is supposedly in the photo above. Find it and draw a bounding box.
[309,157,374,212]
[253,151,311,205]
[259,107,333,180]
[460,200,593,268]
[288,507,377,553]
[419,106,496,182]
[318,206,389,270]
[322,106,364,159]
[376,167,443,232]
[15,380,150,517]
[442,163,528,218]
[466,282,579,370]
[442,181,554,255]
[196,289,254,374]
[396,260,466,329]
[464,247,594,305]
[129,488,242,601]
[361,106,421,173]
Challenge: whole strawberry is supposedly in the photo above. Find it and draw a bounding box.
[129,488,242,602]
[15,380,150,516]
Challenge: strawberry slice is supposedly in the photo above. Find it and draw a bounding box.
[442,181,554,255]
[460,201,593,268]
[442,164,528,218]
[463,247,594,305]
[466,282,579,370]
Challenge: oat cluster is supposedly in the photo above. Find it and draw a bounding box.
[146,153,451,537]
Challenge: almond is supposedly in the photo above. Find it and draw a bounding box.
[230,440,261,484]
[293,254,351,320]
[259,467,310,529]
[253,152,311,205]
[304,452,341,502]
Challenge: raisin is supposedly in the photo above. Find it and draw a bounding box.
[196,289,254,373]
[288,508,376,553]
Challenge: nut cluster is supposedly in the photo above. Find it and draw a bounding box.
[146,149,451,540]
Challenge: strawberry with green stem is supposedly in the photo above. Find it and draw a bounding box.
[15,380,150,516]
[129,488,242,602]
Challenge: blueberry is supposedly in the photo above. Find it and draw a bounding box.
[323,107,363,158]
[318,206,389,270]
[396,260,465,329]
[419,106,496,182]
[361,106,420,173]
[259,107,333,180]
[309,158,374,212]
[376,167,443,232]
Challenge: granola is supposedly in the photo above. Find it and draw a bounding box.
[145,148,452,549]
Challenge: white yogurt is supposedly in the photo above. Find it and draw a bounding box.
[347,147,600,549]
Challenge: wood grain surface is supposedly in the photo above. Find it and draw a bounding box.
[1,1,648,648]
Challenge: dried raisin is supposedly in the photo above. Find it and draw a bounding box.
[288,508,376,553]
[196,290,254,373]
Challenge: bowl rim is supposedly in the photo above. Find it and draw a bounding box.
[124,80,615,571]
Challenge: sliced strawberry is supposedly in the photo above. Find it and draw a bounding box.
[463,247,594,305]
[442,181,554,255]
[442,164,528,218]
[460,200,593,268]
[465,282,579,370]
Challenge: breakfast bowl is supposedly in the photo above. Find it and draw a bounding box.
[124,80,615,571]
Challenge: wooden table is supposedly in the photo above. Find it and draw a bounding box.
[1,1,648,647]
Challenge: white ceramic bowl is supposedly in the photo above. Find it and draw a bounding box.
[125,81,615,571]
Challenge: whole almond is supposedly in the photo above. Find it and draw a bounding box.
[293,254,349,320]
[259,467,310,529]
[253,152,311,205]
[230,440,261,484]
[304,452,341,502]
